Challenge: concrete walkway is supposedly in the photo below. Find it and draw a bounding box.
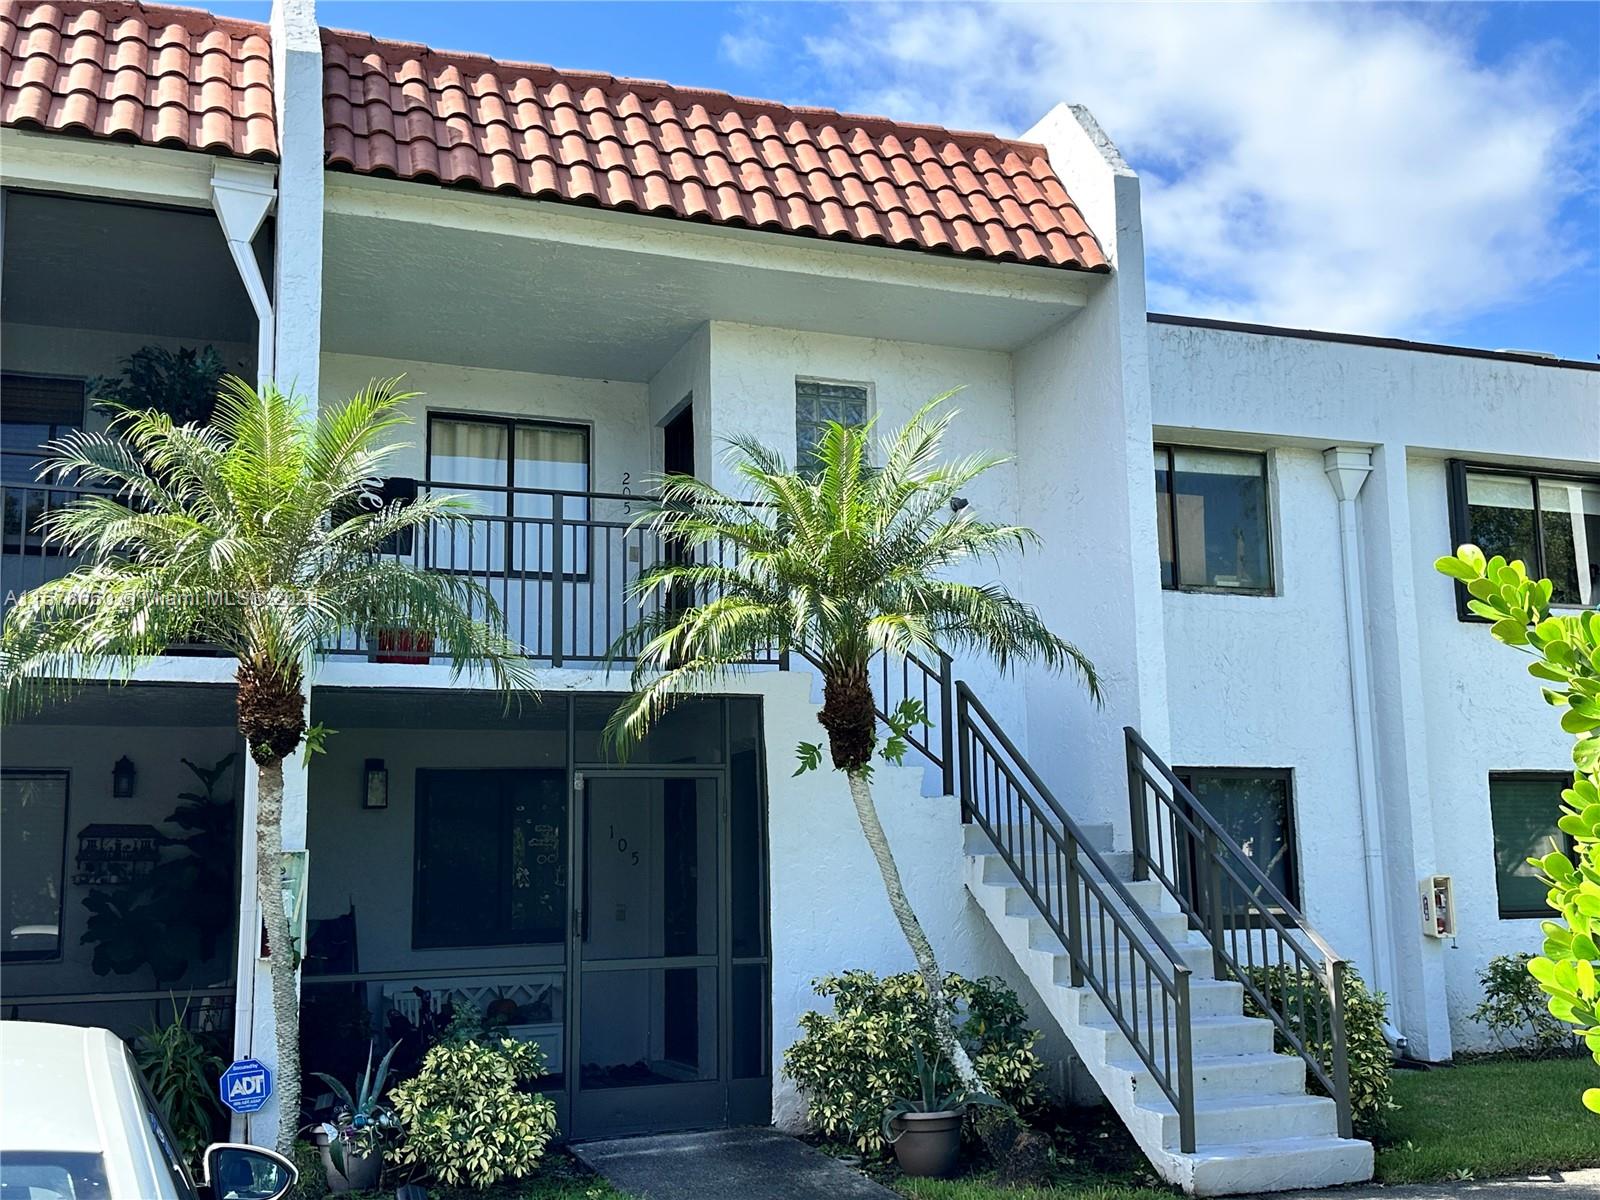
[1266,1167,1600,1200]
[572,1127,898,1200]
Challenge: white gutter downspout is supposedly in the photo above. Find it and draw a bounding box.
[209,160,277,384]
[1323,446,1406,1053]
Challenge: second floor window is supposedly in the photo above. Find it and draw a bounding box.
[1154,446,1273,593]
[796,379,869,476]
[1449,462,1599,609]
[428,415,590,575]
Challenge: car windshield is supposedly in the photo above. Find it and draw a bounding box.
[0,1151,111,1199]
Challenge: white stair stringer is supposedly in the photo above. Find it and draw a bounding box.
[963,830,1373,1196]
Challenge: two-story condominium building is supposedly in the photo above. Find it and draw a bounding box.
[2,1,1595,1192]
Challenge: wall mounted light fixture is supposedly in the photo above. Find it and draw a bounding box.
[363,758,388,810]
[112,755,137,799]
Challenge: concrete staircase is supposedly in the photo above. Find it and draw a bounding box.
[963,823,1373,1196]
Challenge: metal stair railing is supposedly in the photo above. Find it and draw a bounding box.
[960,684,1198,1152]
[1125,725,1354,1139]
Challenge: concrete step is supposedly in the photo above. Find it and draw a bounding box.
[1068,974,1245,1022]
[1182,1136,1374,1197]
[1076,1013,1275,1062]
[1142,1091,1340,1150]
[1106,1050,1306,1100]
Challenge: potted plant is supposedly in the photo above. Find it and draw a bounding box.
[310,1041,401,1193]
[882,1048,1006,1179]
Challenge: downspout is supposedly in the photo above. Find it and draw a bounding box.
[1323,446,1407,1054]
[209,160,277,385]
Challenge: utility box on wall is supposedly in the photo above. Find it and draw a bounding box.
[1420,874,1456,939]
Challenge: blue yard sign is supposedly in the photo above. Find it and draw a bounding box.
[219,1058,273,1114]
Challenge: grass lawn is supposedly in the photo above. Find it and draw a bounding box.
[1375,1055,1600,1183]
[297,1150,631,1200]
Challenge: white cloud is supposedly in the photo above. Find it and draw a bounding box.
[795,3,1594,338]
[718,29,773,71]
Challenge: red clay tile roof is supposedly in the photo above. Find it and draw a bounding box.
[1,0,277,159]
[322,31,1108,272]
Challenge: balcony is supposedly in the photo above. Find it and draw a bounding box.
[1,472,775,669]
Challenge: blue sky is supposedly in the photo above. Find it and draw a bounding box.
[228,2,1598,361]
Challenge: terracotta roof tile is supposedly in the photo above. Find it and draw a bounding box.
[320,30,1107,272]
[2,0,277,158]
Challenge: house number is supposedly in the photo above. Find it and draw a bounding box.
[621,471,632,514]
[607,824,641,867]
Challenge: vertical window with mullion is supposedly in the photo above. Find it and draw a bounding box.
[795,379,869,478]
[1450,462,1600,611]
[1174,768,1299,921]
[1154,446,1273,593]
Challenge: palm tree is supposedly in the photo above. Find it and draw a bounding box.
[606,395,1098,1089]
[0,378,534,1151]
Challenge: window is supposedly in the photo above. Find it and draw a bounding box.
[427,415,590,575]
[1489,773,1573,919]
[795,379,869,475]
[1,770,69,962]
[2,374,86,555]
[1449,463,1599,610]
[413,768,568,949]
[1175,768,1299,912]
[1154,447,1273,593]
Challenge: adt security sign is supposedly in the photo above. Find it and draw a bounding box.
[220,1058,273,1114]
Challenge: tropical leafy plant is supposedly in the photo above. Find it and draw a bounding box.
[92,344,228,427]
[1473,953,1579,1059]
[1435,543,1600,1115]
[784,970,1044,1154]
[607,396,1096,1088]
[0,378,536,1150]
[388,1036,558,1189]
[133,1000,225,1164]
[311,1041,402,1176]
[1240,963,1394,1135]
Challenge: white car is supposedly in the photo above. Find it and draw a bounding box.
[0,1022,298,1200]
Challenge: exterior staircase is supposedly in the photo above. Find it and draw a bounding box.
[962,822,1372,1194]
[859,654,1374,1196]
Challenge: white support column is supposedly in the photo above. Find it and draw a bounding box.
[1323,446,1404,1045]
[269,0,325,399]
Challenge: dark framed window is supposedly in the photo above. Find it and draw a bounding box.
[1175,768,1299,913]
[1489,772,1574,919]
[1,769,70,963]
[1154,446,1273,593]
[1447,461,1599,613]
[413,768,569,949]
[426,414,591,577]
[795,379,869,476]
[2,374,87,556]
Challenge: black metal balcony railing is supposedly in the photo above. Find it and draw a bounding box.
[1,475,778,668]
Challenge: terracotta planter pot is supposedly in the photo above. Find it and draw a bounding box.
[889,1110,963,1178]
[374,628,433,664]
[312,1129,382,1194]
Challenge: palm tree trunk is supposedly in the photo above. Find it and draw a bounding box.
[845,767,981,1092]
[255,755,300,1154]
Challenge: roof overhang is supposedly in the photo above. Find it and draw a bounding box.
[322,173,1098,381]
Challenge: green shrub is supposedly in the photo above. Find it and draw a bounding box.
[1473,953,1580,1059]
[783,969,1044,1154]
[133,1003,224,1165]
[389,1036,558,1189]
[1240,964,1393,1135]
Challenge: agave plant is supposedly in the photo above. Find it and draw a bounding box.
[312,1040,403,1174]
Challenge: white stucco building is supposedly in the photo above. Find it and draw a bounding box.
[1,1,1595,1193]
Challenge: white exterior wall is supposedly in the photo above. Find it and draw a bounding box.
[1149,319,1599,1056]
